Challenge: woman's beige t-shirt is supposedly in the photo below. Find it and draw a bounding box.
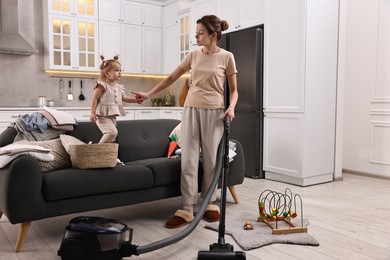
[179,48,237,109]
[95,80,126,117]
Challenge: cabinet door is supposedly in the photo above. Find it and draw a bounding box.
[48,15,74,69]
[163,2,179,27]
[142,4,162,27]
[75,18,98,70]
[99,21,121,62]
[216,0,239,33]
[263,113,303,177]
[74,0,97,18]
[122,24,142,73]
[99,0,121,22]
[179,13,190,61]
[142,27,162,73]
[122,0,142,25]
[189,0,216,49]
[48,0,97,18]
[240,0,265,28]
[163,25,180,74]
[264,0,306,112]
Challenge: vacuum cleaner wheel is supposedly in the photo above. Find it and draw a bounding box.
[58,238,87,260]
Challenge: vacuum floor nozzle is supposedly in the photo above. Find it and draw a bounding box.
[197,243,246,260]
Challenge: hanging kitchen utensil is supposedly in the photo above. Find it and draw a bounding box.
[67,80,74,101]
[59,79,64,99]
[79,79,85,100]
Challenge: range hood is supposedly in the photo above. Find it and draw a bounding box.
[0,0,38,55]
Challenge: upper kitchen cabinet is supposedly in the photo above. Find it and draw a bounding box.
[99,0,161,27]
[188,0,216,50]
[263,0,339,186]
[47,0,97,18]
[43,0,99,71]
[162,1,190,74]
[99,1,162,73]
[216,0,265,33]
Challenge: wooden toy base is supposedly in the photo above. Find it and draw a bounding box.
[260,217,308,235]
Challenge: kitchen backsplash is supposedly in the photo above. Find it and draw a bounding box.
[0,0,184,108]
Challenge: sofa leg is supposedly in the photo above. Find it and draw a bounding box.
[15,222,31,253]
[228,185,239,204]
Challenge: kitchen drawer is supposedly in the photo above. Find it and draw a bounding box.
[134,110,158,120]
[64,109,90,122]
[118,109,135,121]
[159,109,182,120]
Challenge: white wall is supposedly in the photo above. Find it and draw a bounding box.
[342,0,390,177]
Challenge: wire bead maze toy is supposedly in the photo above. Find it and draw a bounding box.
[257,188,307,235]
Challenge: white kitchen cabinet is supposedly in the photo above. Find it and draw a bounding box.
[216,0,265,33]
[142,27,162,73]
[189,0,216,50]
[99,21,142,72]
[47,0,97,19]
[118,109,135,121]
[43,1,99,71]
[64,109,90,122]
[99,0,161,27]
[0,111,25,134]
[159,109,182,120]
[163,24,180,74]
[44,15,99,71]
[99,1,161,74]
[179,12,191,61]
[134,110,158,120]
[263,0,339,186]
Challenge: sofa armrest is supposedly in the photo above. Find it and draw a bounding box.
[0,155,45,224]
[227,139,245,186]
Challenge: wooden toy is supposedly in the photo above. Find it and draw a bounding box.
[257,188,307,235]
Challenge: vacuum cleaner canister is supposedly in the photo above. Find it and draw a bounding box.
[58,216,133,260]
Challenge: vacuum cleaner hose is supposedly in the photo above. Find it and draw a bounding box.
[135,118,228,255]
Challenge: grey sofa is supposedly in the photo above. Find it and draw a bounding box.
[0,119,245,252]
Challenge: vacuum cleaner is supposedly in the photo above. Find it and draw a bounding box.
[58,117,245,260]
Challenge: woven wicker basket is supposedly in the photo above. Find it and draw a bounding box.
[69,143,118,169]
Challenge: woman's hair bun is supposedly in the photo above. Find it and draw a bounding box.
[221,20,229,31]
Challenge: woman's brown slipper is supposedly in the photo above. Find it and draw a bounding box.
[165,209,194,229]
[203,204,220,222]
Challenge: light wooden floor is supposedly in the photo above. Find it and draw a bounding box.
[1,172,390,260]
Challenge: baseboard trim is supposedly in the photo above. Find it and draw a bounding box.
[343,169,390,181]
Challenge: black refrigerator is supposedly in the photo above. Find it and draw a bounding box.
[220,25,264,178]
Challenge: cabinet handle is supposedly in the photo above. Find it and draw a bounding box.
[141,111,152,114]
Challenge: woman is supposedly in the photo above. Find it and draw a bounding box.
[133,15,238,229]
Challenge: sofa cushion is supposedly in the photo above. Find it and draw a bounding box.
[42,165,154,201]
[126,157,182,187]
[116,119,180,162]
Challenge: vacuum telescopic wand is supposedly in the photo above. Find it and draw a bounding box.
[197,116,246,260]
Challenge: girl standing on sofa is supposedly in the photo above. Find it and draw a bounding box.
[132,15,238,229]
[90,55,142,143]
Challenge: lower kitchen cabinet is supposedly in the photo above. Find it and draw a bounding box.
[134,109,158,120]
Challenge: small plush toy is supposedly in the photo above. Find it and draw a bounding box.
[167,133,178,158]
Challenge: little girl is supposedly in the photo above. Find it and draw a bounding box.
[90,55,141,143]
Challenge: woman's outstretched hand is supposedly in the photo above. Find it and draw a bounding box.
[131,91,150,102]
